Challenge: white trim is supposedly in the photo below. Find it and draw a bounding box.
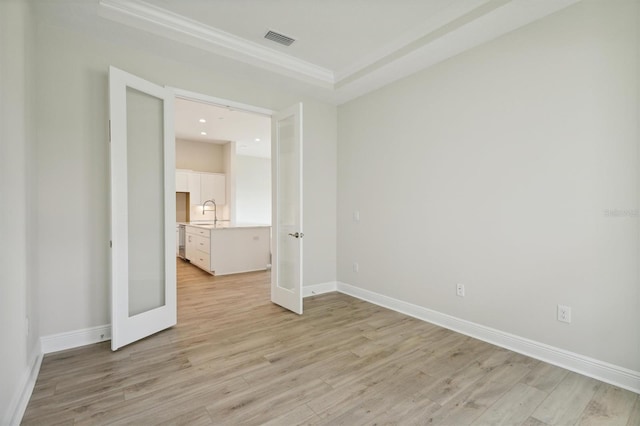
[333,0,491,83]
[332,0,582,104]
[98,0,333,84]
[337,281,640,395]
[303,281,338,298]
[4,346,42,426]
[3,348,43,426]
[170,88,275,117]
[40,325,111,354]
[98,0,580,105]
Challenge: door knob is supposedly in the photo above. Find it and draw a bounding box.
[288,232,304,238]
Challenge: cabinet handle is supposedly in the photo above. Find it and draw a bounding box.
[288,232,304,239]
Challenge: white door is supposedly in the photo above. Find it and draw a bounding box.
[109,66,176,350]
[271,103,303,314]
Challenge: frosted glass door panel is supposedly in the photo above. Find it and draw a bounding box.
[270,103,302,314]
[126,88,166,316]
[277,115,297,291]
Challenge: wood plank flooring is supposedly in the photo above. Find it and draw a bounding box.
[22,259,639,425]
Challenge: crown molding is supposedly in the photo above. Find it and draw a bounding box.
[333,0,492,83]
[98,0,582,105]
[98,0,334,85]
[332,0,582,104]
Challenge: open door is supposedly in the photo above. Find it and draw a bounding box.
[271,103,303,314]
[109,66,176,350]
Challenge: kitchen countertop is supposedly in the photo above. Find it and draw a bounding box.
[178,222,271,230]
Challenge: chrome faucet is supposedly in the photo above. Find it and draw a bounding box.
[202,199,217,224]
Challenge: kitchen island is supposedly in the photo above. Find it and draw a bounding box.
[182,222,271,276]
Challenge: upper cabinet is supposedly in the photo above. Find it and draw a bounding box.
[175,170,190,192]
[176,170,226,206]
[201,173,226,206]
[188,172,202,205]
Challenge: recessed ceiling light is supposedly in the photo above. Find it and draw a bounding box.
[200,131,207,135]
[255,138,261,142]
[199,118,206,123]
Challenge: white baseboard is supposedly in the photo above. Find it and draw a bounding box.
[30,284,640,396]
[337,281,640,395]
[5,344,42,426]
[40,324,111,354]
[303,281,337,298]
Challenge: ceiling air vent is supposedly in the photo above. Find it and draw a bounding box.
[264,30,295,46]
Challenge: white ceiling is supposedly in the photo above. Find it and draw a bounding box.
[32,1,584,170]
[175,98,271,158]
[95,0,580,103]
[138,0,455,73]
[34,0,581,104]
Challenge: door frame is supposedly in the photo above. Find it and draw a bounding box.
[171,88,304,315]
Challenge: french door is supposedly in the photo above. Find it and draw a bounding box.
[271,103,303,314]
[109,66,176,350]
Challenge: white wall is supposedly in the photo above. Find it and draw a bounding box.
[33,12,337,338]
[303,101,338,287]
[235,155,271,225]
[338,0,640,372]
[0,0,39,423]
[175,138,225,173]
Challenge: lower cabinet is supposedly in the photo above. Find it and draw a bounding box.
[184,225,271,276]
[185,226,211,273]
[210,227,270,276]
[190,247,210,271]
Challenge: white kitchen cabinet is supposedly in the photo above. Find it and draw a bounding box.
[183,224,271,276]
[188,172,225,206]
[210,227,270,275]
[200,173,226,205]
[188,173,201,205]
[175,170,189,192]
[177,171,226,206]
[185,230,194,261]
[185,225,211,272]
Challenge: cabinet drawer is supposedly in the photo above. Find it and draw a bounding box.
[190,249,210,271]
[193,234,210,253]
[186,226,210,237]
[185,234,208,257]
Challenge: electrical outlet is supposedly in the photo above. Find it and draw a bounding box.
[353,210,360,222]
[353,262,359,273]
[557,305,572,323]
[456,283,465,297]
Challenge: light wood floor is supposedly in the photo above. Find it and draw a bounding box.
[23,260,639,425]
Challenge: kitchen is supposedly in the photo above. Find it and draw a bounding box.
[174,98,272,276]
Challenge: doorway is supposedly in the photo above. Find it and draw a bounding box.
[108,67,303,349]
[173,94,273,315]
[171,88,304,314]
[173,96,272,227]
